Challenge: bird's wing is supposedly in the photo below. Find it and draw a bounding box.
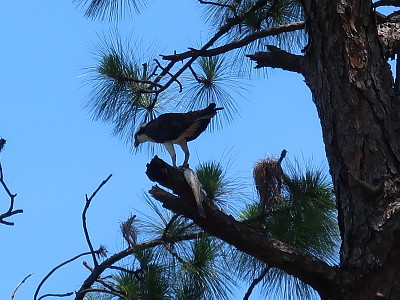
[143,113,194,143]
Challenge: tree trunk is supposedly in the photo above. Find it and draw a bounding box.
[302,0,400,298]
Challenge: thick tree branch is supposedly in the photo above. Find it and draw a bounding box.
[247,45,304,73]
[161,21,305,61]
[145,156,339,296]
[374,0,400,8]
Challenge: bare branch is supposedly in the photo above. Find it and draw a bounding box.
[10,273,33,300]
[80,288,126,298]
[0,162,23,226]
[243,267,270,300]
[83,174,113,267]
[162,21,305,61]
[37,292,74,300]
[247,45,304,73]
[34,248,105,300]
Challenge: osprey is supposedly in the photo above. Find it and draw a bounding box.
[134,103,223,167]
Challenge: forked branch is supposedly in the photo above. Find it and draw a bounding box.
[0,142,23,226]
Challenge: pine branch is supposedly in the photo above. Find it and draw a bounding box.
[147,0,272,107]
[74,233,204,300]
[162,21,305,61]
[145,156,339,296]
[247,45,304,73]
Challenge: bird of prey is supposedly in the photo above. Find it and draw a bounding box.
[134,103,223,167]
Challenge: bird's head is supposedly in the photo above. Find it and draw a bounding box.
[134,123,148,147]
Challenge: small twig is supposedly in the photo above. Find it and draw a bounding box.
[161,214,179,240]
[188,65,204,84]
[80,288,127,298]
[37,292,74,300]
[83,261,119,292]
[154,59,183,92]
[162,241,188,265]
[243,266,270,300]
[34,248,105,300]
[0,162,23,226]
[83,174,113,267]
[10,273,33,300]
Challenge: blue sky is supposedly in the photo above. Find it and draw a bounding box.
[1,1,326,299]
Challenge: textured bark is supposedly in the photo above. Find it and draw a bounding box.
[300,0,400,298]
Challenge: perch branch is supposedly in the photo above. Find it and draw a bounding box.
[145,156,339,296]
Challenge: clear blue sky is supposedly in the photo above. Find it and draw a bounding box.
[0,1,326,299]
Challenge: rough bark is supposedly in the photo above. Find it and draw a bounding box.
[300,0,400,298]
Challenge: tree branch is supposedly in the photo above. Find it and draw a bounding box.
[247,45,304,73]
[147,0,271,108]
[0,162,23,226]
[373,0,400,8]
[162,21,305,61]
[74,233,204,300]
[145,156,339,296]
[243,267,270,300]
[82,174,113,267]
[10,273,33,300]
[34,248,105,300]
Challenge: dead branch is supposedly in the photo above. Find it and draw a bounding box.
[247,45,304,73]
[34,248,105,300]
[10,273,33,300]
[37,292,74,300]
[0,162,23,226]
[83,174,113,267]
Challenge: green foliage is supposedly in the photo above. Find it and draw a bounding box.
[237,159,339,299]
[86,31,164,146]
[179,236,234,300]
[195,159,244,214]
[182,56,243,129]
[74,0,145,20]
